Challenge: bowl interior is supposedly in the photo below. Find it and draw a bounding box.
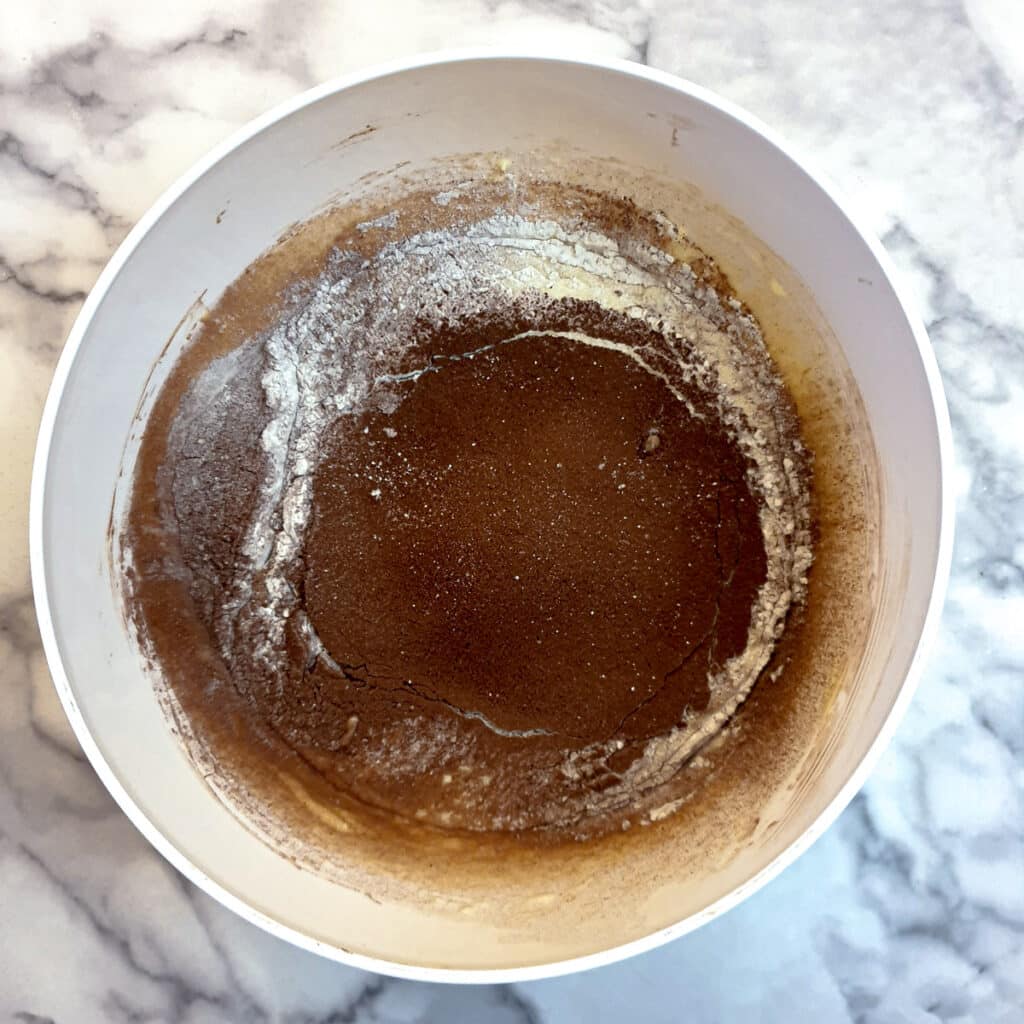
[34,57,948,978]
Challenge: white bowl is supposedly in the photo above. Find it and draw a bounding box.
[30,53,953,982]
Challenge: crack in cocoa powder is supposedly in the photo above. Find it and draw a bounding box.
[312,650,565,740]
[400,680,558,739]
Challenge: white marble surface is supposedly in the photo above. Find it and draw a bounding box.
[1,1,1022,1020]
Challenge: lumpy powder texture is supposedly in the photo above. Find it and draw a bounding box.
[122,179,814,840]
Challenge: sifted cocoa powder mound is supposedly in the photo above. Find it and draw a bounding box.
[303,319,765,749]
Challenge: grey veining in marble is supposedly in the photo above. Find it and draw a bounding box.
[1,1,1021,1020]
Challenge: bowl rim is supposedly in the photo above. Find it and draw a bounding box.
[29,49,955,984]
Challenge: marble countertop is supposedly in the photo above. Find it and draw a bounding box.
[2,2,1022,1020]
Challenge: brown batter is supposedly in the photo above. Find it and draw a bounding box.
[121,178,814,843]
